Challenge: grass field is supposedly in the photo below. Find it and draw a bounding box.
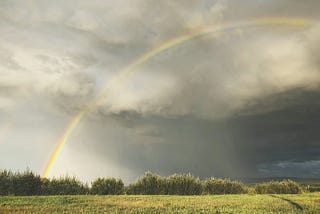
[0,193,319,213]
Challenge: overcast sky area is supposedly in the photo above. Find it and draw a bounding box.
[0,0,320,183]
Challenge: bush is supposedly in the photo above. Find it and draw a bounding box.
[202,178,247,194]
[127,172,202,195]
[91,177,124,195]
[0,170,41,196]
[41,176,88,195]
[306,185,320,192]
[0,169,306,195]
[164,173,202,195]
[0,170,11,195]
[10,170,42,195]
[126,172,165,195]
[254,180,302,194]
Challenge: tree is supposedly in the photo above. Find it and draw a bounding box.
[91,177,124,195]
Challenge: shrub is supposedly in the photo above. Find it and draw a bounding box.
[10,170,42,195]
[254,180,302,194]
[0,169,42,196]
[164,173,202,195]
[0,170,12,195]
[306,185,320,192]
[91,177,124,195]
[0,169,306,196]
[127,172,202,195]
[41,176,88,195]
[126,172,165,195]
[202,178,247,194]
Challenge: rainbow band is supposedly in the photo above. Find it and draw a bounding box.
[41,17,314,178]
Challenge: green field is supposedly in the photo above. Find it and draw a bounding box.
[0,193,319,213]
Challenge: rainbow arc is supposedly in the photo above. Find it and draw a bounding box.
[41,17,314,178]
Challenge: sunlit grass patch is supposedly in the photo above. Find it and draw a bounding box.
[0,193,319,213]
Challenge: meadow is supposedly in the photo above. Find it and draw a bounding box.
[0,193,319,213]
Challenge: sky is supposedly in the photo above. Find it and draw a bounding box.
[0,0,320,183]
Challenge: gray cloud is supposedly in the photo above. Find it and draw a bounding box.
[0,0,319,181]
[96,24,320,120]
[259,160,320,178]
[81,89,320,180]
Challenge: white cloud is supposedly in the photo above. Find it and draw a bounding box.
[0,0,320,181]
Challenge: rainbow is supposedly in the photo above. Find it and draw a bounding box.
[41,17,314,177]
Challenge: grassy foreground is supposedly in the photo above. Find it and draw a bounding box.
[0,193,319,213]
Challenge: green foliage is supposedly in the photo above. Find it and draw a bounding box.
[299,180,320,192]
[41,176,89,195]
[126,172,202,195]
[126,172,165,195]
[0,169,41,196]
[306,185,320,192]
[202,178,248,194]
[164,173,202,195]
[0,170,11,195]
[91,177,124,195]
[254,180,303,194]
[0,169,308,196]
[0,194,319,213]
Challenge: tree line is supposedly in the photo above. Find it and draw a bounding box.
[0,170,303,196]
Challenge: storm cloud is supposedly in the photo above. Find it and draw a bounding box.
[0,0,319,182]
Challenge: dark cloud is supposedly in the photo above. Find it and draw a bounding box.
[0,0,319,181]
[258,160,320,178]
[81,89,320,179]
